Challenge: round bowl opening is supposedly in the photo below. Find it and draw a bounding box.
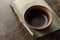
[24,5,52,30]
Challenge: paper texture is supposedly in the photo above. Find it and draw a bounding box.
[10,0,60,38]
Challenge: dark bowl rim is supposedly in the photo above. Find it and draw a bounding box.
[24,5,52,30]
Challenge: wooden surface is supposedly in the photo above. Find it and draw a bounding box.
[0,0,34,40]
[45,0,60,18]
[0,0,60,40]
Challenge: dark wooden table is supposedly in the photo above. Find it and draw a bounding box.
[0,0,60,40]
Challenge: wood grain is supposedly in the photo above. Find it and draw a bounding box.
[0,0,34,40]
[45,0,60,18]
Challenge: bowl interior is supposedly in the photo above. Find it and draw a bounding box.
[24,6,51,29]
